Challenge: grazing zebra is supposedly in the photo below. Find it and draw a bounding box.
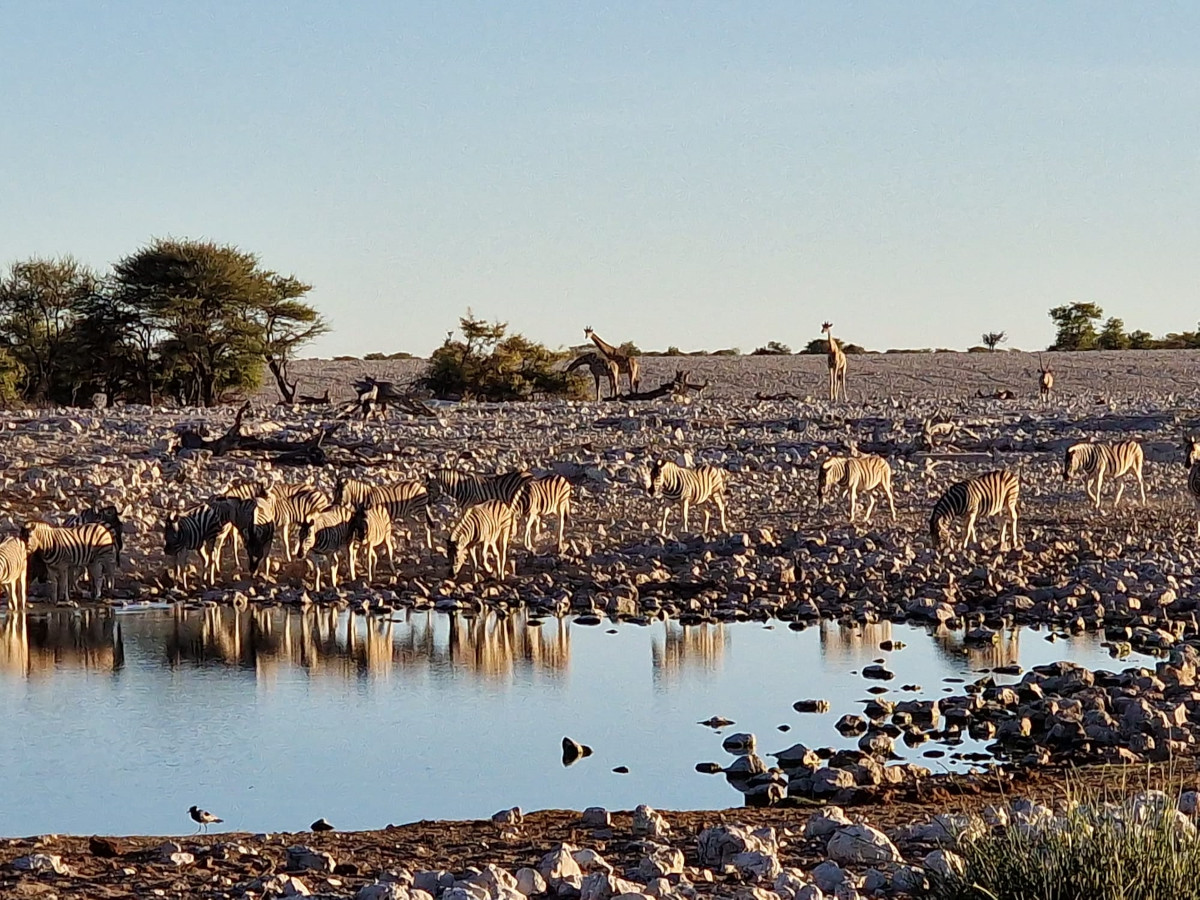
[1183,437,1200,538]
[22,521,117,601]
[224,494,276,576]
[213,482,268,566]
[447,500,519,580]
[645,460,728,537]
[818,455,896,523]
[427,467,533,511]
[333,477,433,549]
[1063,440,1146,509]
[929,470,1020,550]
[268,485,331,561]
[297,506,368,591]
[356,505,396,581]
[0,537,27,610]
[565,352,620,401]
[822,322,848,402]
[163,503,236,590]
[518,474,572,552]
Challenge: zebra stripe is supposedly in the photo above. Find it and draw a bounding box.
[1184,438,1200,539]
[333,476,433,548]
[21,521,117,601]
[518,474,572,552]
[297,506,368,590]
[929,470,1020,550]
[448,500,519,579]
[428,468,533,510]
[818,456,896,523]
[646,460,728,537]
[356,505,395,581]
[64,505,124,565]
[269,485,331,561]
[1064,441,1146,509]
[162,502,236,590]
[0,537,27,610]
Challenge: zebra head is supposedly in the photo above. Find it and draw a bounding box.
[1063,444,1086,482]
[19,522,49,553]
[162,514,186,556]
[928,508,950,549]
[816,459,838,506]
[644,461,665,496]
[332,477,349,506]
[447,536,469,579]
[297,518,319,557]
[1187,437,1200,468]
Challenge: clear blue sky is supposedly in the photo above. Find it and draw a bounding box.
[3,2,1198,355]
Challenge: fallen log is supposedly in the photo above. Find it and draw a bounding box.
[606,371,708,402]
[175,403,355,465]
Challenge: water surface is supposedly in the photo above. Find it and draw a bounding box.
[0,606,1142,836]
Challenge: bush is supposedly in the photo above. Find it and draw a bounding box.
[364,351,415,361]
[423,311,586,401]
[0,348,24,407]
[752,341,792,355]
[928,791,1200,900]
[801,338,867,354]
[712,347,740,356]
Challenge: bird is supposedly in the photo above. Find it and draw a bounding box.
[310,817,335,832]
[189,805,223,833]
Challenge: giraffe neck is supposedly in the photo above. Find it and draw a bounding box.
[590,333,622,359]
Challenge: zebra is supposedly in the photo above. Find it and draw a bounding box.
[1063,441,1146,509]
[645,459,728,537]
[21,521,117,601]
[297,506,368,591]
[62,504,124,593]
[357,505,396,581]
[268,485,331,561]
[333,476,434,549]
[1183,437,1200,538]
[0,537,27,610]
[929,470,1020,550]
[447,500,519,580]
[427,467,533,511]
[212,482,268,567]
[518,474,572,552]
[817,456,896,523]
[163,503,236,590]
[224,494,276,576]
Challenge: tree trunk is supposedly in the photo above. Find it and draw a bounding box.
[267,356,297,403]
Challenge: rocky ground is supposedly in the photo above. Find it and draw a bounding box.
[6,351,1200,896]
[3,764,1198,899]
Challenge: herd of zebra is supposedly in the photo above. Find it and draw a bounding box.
[0,435,1197,611]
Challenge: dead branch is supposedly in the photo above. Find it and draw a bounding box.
[606,371,708,402]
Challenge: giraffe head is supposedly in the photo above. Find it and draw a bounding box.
[821,322,834,334]
[584,326,594,339]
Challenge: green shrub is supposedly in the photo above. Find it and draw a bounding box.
[364,351,414,360]
[0,348,24,407]
[752,341,792,355]
[423,311,586,401]
[712,347,740,356]
[929,793,1200,900]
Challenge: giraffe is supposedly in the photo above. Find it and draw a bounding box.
[821,322,847,402]
[584,327,640,393]
[565,352,619,400]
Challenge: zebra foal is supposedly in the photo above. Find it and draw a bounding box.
[297,506,368,591]
[519,474,572,552]
[1064,440,1146,509]
[818,455,896,523]
[929,470,1020,550]
[0,537,27,610]
[645,460,728,537]
[22,521,117,601]
[447,500,519,580]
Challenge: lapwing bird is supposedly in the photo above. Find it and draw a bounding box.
[189,805,223,833]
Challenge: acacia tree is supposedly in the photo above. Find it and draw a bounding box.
[112,239,323,406]
[0,257,98,401]
[1097,317,1130,350]
[981,331,1008,351]
[1049,303,1103,351]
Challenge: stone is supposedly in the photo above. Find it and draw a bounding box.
[581,807,611,828]
[492,807,523,826]
[286,845,336,873]
[723,732,758,754]
[732,850,782,881]
[637,846,685,881]
[572,848,613,874]
[803,807,852,839]
[696,824,778,868]
[924,850,966,879]
[632,805,669,839]
[515,868,547,897]
[562,737,594,766]
[809,860,848,893]
[538,844,584,884]
[826,824,901,865]
[357,885,409,900]
[810,767,856,797]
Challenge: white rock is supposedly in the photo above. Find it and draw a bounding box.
[809,861,848,893]
[12,854,70,875]
[732,850,782,882]
[538,844,583,884]
[803,807,852,839]
[826,824,901,865]
[515,868,547,897]
[285,845,336,873]
[924,849,966,879]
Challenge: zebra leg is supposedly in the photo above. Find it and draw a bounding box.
[1137,469,1147,505]
[660,507,670,537]
[863,494,877,524]
[556,508,566,553]
[282,524,293,562]
[524,515,535,552]
[963,512,978,549]
[887,484,897,521]
[1095,471,1107,509]
[682,499,690,534]
[347,546,356,582]
[702,509,711,536]
[848,485,858,522]
[87,561,103,601]
[715,494,728,532]
[1113,481,1125,509]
